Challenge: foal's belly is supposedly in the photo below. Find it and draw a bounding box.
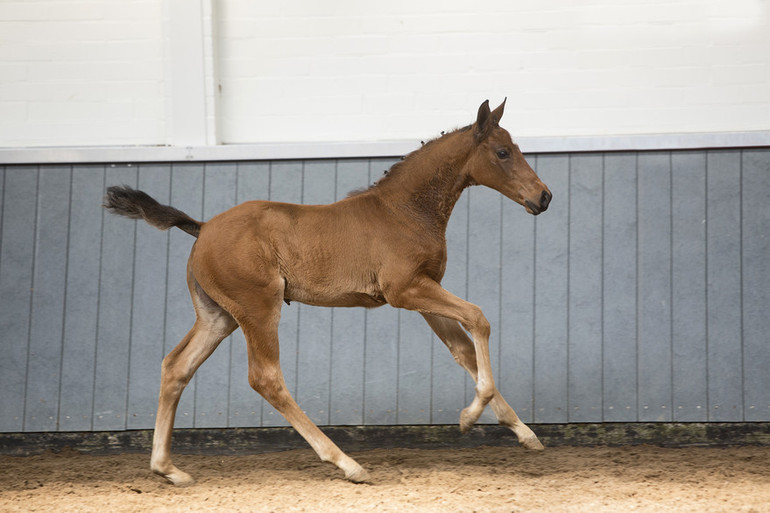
[283,280,387,308]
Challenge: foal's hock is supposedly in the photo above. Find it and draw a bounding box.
[104,99,551,486]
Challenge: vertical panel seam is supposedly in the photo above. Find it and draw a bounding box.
[600,154,606,422]
[91,166,107,431]
[55,166,74,430]
[22,167,41,432]
[665,152,673,418]
[123,167,139,430]
[704,152,711,421]
[566,155,572,421]
[739,150,745,421]
[634,153,640,422]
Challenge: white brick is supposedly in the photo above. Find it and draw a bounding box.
[3,0,770,147]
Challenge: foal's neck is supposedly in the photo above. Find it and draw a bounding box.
[376,130,475,235]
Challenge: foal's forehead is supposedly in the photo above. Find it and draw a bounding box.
[489,125,518,148]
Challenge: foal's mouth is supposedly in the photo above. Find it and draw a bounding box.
[524,190,552,215]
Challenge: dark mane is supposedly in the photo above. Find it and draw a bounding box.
[347,124,472,198]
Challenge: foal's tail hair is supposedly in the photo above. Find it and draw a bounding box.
[103,185,202,238]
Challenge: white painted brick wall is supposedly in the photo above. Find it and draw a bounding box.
[1,0,768,148]
[0,0,166,147]
[217,0,770,144]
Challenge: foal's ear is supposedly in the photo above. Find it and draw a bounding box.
[491,98,506,124]
[474,100,492,143]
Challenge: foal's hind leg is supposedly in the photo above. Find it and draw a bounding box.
[422,313,544,450]
[150,286,237,486]
[227,283,369,483]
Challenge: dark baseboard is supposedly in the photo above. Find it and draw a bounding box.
[2,423,769,457]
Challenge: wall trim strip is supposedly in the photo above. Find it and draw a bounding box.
[1,131,769,165]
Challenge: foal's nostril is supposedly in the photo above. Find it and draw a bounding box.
[540,191,552,210]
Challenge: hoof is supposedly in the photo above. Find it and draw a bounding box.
[345,466,370,484]
[153,467,196,487]
[459,408,476,434]
[520,434,545,451]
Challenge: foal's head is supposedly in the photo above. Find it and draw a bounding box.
[465,100,552,215]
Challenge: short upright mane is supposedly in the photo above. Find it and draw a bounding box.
[347,125,472,197]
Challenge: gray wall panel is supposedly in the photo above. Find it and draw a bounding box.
[637,152,673,421]
[742,150,770,421]
[24,166,70,432]
[567,154,604,422]
[93,165,137,431]
[397,310,433,424]
[499,177,536,424]
[363,306,399,425]
[0,166,38,432]
[533,155,570,423]
[2,147,769,434]
[706,151,744,421]
[671,152,708,421]
[601,153,638,422]
[58,165,104,431]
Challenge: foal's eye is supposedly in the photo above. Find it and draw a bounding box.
[496,149,510,159]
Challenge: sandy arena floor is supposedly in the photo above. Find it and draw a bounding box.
[1,445,769,512]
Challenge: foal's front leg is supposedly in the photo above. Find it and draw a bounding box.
[423,313,544,450]
[388,277,498,431]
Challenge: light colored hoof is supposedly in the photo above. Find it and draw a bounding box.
[345,465,371,483]
[459,407,478,434]
[520,434,545,451]
[153,467,196,487]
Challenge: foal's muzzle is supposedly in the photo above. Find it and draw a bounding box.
[525,190,552,215]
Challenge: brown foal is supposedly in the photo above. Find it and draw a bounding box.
[104,99,551,486]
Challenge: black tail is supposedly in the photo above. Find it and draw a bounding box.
[103,185,202,238]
